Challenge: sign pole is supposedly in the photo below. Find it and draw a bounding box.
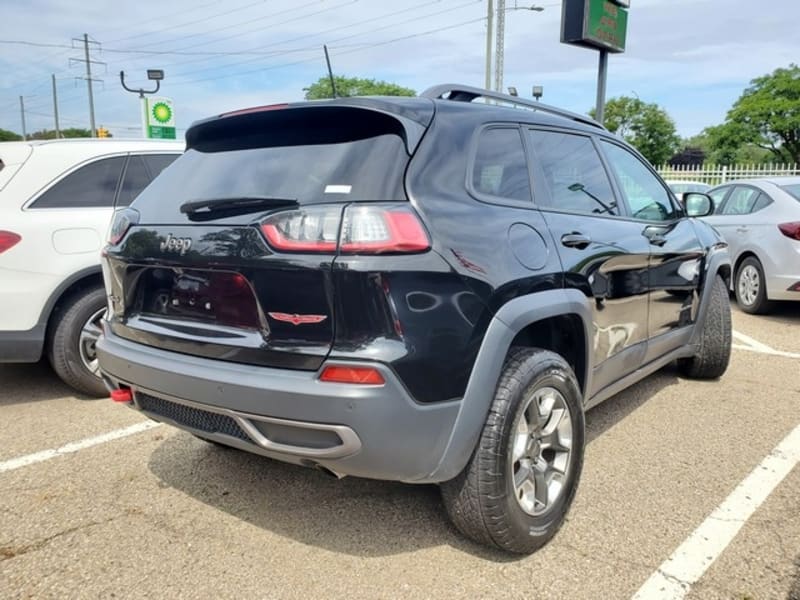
[595,49,608,125]
[140,93,148,139]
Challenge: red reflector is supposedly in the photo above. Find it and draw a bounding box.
[110,389,133,403]
[778,222,800,241]
[320,366,385,385]
[221,103,289,117]
[0,230,21,254]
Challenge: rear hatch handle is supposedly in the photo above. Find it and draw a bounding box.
[180,196,298,221]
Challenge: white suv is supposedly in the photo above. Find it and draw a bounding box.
[0,138,183,396]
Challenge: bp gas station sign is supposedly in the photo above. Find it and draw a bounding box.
[145,97,176,139]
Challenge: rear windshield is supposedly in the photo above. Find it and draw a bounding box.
[133,131,410,213]
[780,184,800,201]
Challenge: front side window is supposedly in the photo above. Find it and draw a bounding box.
[30,156,125,209]
[601,141,678,221]
[709,187,729,212]
[528,130,617,215]
[471,127,531,202]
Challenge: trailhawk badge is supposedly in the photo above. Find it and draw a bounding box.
[160,234,192,255]
[268,312,328,326]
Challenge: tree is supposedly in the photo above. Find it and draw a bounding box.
[303,75,415,100]
[29,127,97,140]
[0,128,22,141]
[590,96,680,166]
[714,64,800,164]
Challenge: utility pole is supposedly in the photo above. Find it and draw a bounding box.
[494,0,506,92]
[83,33,96,137]
[323,45,338,98]
[485,0,493,91]
[70,34,104,137]
[19,96,27,140]
[51,74,60,138]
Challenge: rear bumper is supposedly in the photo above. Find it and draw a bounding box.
[0,325,45,362]
[96,328,461,483]
[766,274,800,301]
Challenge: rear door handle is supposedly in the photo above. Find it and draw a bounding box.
[736,227,749,233]
[561,233,591,249]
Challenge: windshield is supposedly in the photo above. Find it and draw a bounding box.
[780,184,800,201]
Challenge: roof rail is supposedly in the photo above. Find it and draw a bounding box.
[421,83,605,130]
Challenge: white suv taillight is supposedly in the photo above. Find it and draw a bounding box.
[108,208,140,245]
[0,231,21,254]
[260,204,430,255]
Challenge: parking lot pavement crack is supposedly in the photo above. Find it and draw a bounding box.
[0,515,121,562]
[560,540,654,572]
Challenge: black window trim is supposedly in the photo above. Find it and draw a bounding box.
[709,185,733,214]
[24,152,129,211]
[466,122,535,209]
[596,137,686,224]
[524,125,630,221]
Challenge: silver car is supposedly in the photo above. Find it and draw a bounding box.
[704,177,800,313]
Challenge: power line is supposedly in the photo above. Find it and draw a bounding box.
[105,0,280,44]
[165,0,480,83]
[169,13,488,87]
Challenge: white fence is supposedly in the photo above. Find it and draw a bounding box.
[656,164,800,185]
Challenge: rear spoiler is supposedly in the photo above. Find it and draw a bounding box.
[185,98,435,155]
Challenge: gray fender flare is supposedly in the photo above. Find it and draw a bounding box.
[421,288,593,483]
[689,245,732,347]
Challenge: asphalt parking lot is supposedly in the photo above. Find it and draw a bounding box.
[1,305,799,600]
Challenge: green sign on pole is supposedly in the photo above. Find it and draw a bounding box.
[145,97,176,139]
[584,0,628,52]
[561,0,629,54]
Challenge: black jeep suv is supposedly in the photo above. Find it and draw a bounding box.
[97,84,731,554]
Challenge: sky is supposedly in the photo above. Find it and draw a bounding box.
[0,0,798,139]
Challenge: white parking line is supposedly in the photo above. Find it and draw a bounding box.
[732,330,800,359]
[0,421,161,474]
[632,423,800,600]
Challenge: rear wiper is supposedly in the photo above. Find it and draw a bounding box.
[180,196,298,221]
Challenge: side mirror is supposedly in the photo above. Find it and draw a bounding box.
[684,192,714,217]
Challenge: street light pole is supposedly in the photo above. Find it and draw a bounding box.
[120,70,163,138]
[494,3,545,93]
[485,0,494,91]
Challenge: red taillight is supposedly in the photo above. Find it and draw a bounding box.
[778,222,800,241]
[110,388,133,403]
[0,231,21,254]
[108,208,139,245]
[319,365,386,385]
[340,207,430,254]
[259,204,430,255]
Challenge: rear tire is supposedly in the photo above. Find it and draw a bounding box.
[48,287,108,398]
[678,275,731,379]
[441,348,585,554]
[735,256,771,314]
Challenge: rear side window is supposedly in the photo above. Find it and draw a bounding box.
[720,187,760,215]
[30,156,125,209]
[528,130,617,215]
[144,154,178,178]
[471,128,531,202]
[116,156,151,208]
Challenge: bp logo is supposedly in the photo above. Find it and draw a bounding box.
[151,101,173,124]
